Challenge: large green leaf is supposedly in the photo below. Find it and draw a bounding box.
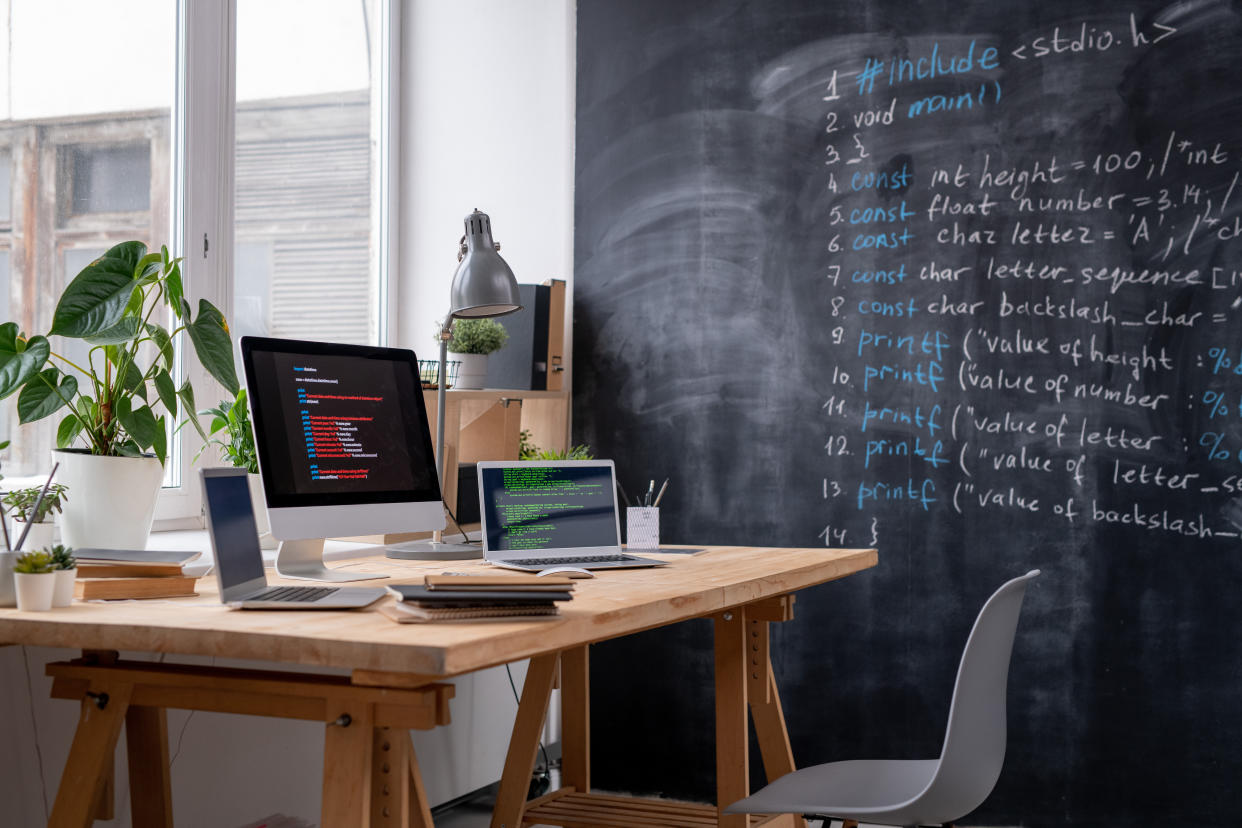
[56,413,83,449]
[135,252,164,285]
[146,324,174,370]
[17,369,78,423]
[84,315,142,346]
[117,402,162,449]
[152,415,168,465]
[103,241,148,272]
[153,368,177,418]
[166,262,185,319]
[177,379,207,441]
[50,256,140,338]
[0,329,51,398]
[187,299,239,394]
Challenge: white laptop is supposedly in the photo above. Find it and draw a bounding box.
[201,468,386,609]
[477,459,667,571]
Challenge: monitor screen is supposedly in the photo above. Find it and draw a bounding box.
[479,463,620,551]
[241,336,441,510]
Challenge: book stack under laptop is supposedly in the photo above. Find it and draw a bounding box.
[380,574,575,623]
[73,549,202,600]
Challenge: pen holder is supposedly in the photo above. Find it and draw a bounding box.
[626,507,660,549]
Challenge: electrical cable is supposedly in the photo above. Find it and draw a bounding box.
[21,646,50,823]
[442,500,476,544]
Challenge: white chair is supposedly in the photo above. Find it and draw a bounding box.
[725,570,1040,828]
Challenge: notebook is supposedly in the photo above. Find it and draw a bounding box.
[476,459,667,571]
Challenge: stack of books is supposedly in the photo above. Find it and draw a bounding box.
[73,549,202,600]
[381,573,576,623]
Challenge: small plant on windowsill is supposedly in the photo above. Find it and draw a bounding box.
[198,388,259,474]
[0,241,239,550]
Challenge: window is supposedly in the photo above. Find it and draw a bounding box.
[233,0,383,348]
[0,0,396,521]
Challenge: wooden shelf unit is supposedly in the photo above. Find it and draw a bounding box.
[421,387,570,530]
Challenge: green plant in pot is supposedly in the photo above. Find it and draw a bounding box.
[12,549,56,611]
[0,241,239,550]
[198,387,275,548]
[2,482,68,551]
[47,544,77,608]
[445,317,508,389]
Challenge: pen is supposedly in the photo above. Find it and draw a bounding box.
[653,478,669,507]
[644,479,654,507]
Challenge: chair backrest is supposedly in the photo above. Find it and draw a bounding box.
[917,570,1039,823]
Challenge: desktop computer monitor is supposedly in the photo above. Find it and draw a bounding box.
[240,336,445,582]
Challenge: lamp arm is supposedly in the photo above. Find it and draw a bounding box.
[433,314,455,544]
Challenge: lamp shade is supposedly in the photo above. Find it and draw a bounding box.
[450,210,523,318]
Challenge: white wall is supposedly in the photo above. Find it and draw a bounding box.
[0,0,576,824]
[396,0,576,353]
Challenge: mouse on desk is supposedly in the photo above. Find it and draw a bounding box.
[536,566,595,579]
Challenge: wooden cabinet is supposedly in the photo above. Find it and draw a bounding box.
[422,388,570,530]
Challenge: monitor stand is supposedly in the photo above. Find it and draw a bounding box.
[275,538,386,582]
[385,530,482,561]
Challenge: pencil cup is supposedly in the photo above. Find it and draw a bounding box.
[626,507,660,549]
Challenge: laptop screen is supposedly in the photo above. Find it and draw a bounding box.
[479,463,619,552]
[202,471,266,590]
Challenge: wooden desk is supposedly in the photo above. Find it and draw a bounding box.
[0,545,876,828]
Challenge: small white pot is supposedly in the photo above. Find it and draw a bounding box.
[452,353,489,389]
[9,519,57,552]
[54,449,164,550]
[14,571,56,611]
[52,568,76,607]
[246,472,277,549]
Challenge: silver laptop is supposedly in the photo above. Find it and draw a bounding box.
[201,468,385,609]
[477,459,666,571]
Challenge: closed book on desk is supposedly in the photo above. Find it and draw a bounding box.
[76,562,186,578]
[379,602,560,624]
[75,575,199,600]
[387,584,571,607]
[424,574,575,591]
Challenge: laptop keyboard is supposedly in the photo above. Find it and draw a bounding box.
[253,586,339,602]
[514,554,635,566]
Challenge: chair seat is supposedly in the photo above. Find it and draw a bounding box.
[725,758,938,820]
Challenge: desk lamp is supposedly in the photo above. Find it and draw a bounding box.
[388,209,522,558]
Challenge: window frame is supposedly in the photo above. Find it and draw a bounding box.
[153,0,398,526]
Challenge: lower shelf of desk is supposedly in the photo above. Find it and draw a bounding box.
[522,789,791,827]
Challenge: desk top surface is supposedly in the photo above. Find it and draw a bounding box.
[0,546,876,677]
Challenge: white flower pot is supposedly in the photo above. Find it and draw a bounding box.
[0,551,16,607]
[452,353,489,389]
[14,571,56,611]
[53,449,164,550]
[52,568,76,607]
[246,472,278,549]
[9,519,57,552]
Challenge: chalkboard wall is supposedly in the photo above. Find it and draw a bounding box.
[573,0,1242,824]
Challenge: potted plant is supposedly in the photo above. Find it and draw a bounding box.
[48,544,76,607]
[12,549,56,611]
[0,241,238,549]
[3,482,68,551]
[199,388,275,548]
[445,318,508,389]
